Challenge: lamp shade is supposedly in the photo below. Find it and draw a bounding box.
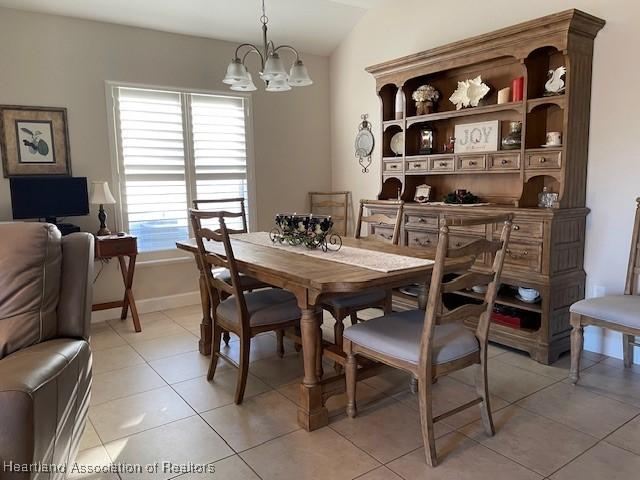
[223,58,249,85]
[265,78,292,92]
[90,181,116,205]
[288,60,313,86]
[231,73,257,92]
[261,53,287,81]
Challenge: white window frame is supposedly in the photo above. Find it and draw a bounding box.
[105,80,257,259]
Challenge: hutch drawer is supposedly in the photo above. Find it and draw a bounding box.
[489,152,520,170]
[429,156,455,172]
[441,216,487,235]
[383,160,403,173]
[456,155,486,171]
[406,214,439,229]
[494,219,544,239]
[503,242,543,273]
[407,230,438,249]
[406,159,428,172]
[449,234,487,263]
[526,150,562,169]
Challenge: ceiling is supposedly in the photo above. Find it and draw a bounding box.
[0,0,384,56]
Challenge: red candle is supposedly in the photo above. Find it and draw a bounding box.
[512,76,524,102]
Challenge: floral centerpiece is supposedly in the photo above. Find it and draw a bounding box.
[412,85,440,115]
[270,213,342,251]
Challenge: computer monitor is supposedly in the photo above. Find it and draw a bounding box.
[9,176,89,226]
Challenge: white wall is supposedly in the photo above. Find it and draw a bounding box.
[0,8,331,306]
[330,0,640,359]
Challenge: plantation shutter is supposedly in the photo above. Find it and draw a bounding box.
[115,87,189,252]
[189,94,249,231]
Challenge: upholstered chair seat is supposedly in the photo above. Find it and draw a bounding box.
[321,289,386,310]
[217,289,301,328]
[214,268,267,291]
[570,295,640,328]
[344,310,479,365]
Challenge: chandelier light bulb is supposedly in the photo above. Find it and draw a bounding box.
[288,60,313,87]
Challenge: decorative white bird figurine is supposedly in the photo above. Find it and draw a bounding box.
[545,66,566,95]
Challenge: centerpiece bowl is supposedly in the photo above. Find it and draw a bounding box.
[270,213,342,251]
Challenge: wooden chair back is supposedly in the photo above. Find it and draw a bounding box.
[625,198,640,295]
[309,191,350,236]
[189,208,251,334]
[354,199,404,245]
[420,214,513,371]
[192,197,248,233]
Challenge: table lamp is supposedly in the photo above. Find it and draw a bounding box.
[90,181,116,236]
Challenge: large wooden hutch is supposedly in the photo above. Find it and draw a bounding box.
[366,10,604,364]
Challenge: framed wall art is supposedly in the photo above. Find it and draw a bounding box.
[454,120,499,154]
[0,105,71,177]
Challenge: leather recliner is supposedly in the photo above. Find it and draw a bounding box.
[0,223,94,480]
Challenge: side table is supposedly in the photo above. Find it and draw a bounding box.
[92,234,142,332]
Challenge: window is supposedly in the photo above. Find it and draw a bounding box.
[107,84,253,253]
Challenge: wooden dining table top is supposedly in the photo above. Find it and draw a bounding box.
[176,235,438,295]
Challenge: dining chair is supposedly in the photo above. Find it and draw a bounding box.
[343,214,513,466]
[309,191,350,236]
[570,198,640,383]
[190,208,302,404]
[321,199,405,364]
[192,197,271,347]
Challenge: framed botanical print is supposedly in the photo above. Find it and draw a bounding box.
[0,105,71,177]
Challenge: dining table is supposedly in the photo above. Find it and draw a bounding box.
[176,234,437,431]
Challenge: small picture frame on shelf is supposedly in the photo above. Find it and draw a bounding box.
[454,120,499,153]
[414,184,432,203]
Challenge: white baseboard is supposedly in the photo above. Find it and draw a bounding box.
[91,291,201,323]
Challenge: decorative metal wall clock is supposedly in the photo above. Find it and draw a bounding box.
[354,114,374,173]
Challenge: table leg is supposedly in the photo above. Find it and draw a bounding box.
[119,255,141,332]
[298,306,328,431]
[198,271,214,355]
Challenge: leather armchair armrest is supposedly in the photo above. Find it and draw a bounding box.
[57,233,94,340]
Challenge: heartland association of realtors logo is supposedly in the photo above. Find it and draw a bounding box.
[3,461,216,475]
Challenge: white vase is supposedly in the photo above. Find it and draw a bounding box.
[394,89,404,120]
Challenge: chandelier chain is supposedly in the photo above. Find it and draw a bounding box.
[260,0,268,25]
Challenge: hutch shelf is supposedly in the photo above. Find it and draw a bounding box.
[366,9,604,364]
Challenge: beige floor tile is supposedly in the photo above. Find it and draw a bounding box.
[69,445,119,480]
[78,419,102,451]
[174,455,260,479]
[248,351,306,387]
[550,441,640,480]
[89,386,194,442]
[220,333,295,364]
[201,390,299,451]
[362,367,414,396]
[569,362,640,407]
[494,350,597,380]
[104,416,233,480]
[110,312,188,344]
[394,376,510,429]
[387,432,542,480]
[241,427,380,480]
[517,381,640,438]
[449,359,557,402]
[173,372,271,413]
[606,414,640,455]
[487,342,511,358]
[91,344,146,375]
[354,466,403,480]
[459,405,597,476]
[149,350,211,384]
[163,304,202,321]
[277,377,386,419]
[330,398,453,463]
[601,356,640,374]
[89,323,126,351]
[90,363,166,405]
[132,332,199,362]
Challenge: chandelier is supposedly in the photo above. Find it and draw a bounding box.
[222,0,313,92]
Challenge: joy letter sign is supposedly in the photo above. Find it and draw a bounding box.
[454,120,500,153]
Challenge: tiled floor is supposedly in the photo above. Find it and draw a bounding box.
[77,305,640,479]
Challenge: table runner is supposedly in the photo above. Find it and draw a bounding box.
[231,232,434,273]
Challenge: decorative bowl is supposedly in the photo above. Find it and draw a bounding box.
[271,213,341,251]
